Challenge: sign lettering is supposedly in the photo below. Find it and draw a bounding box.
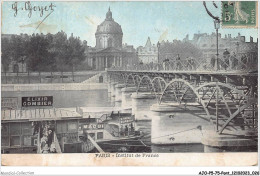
[22,96,53,107]
[120,116,134,124]
[82,123,104,130]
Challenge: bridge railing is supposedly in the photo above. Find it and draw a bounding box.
[108,53,257,72]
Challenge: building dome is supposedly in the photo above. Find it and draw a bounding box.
[95,7,123,35]
[96,20,123,35]
[95,7,123,49]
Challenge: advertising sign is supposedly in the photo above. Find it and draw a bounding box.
[22,96,53,107]
[120,116,134,124]
[82,123,104,130]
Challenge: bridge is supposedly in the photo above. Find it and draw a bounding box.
[106,53,258,152]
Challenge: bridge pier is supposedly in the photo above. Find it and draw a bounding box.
[121,87,136,110]
[114,83,125,102]
[107,82,112,93]
[131,92,157,120]
[150,103,211,145]
[201,129,258,152]
[110,82,118,97]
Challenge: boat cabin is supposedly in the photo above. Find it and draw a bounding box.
[1,107,140,153]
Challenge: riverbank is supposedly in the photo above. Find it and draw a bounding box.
[1,83,108,91]
[1,71,105,84]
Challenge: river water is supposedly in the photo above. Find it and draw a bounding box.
[2,89,204,153]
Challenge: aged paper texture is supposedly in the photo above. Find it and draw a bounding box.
[1,0,258,170]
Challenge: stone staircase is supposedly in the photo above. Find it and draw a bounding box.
[81,72,107,83]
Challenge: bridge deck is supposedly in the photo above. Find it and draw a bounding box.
[107,70,257,76]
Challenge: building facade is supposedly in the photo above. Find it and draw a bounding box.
[87,8,137,70]
[183,32,258,58]
[137,37,158,64]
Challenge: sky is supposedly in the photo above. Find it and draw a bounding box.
[1,1,258,48]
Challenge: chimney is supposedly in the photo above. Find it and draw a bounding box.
[240,36,245,42]
[250,36,253,43]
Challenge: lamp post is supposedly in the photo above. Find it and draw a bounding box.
[27,65,30,84]
[72,63,75,82]
[21,57,25,73]
[203,1,220,71]
[214,19,220,71]
[157,41,160,71]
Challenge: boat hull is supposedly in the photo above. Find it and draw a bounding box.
[97,137,151,153]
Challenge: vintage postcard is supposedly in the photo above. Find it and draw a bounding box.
[0,0,259,172]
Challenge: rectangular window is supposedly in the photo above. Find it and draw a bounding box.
[1,136,9,147]
[9,123,21,147]
[56,121,67,133]
[97,132,103,140]
[68,121,77,132]
[10,123,21,135]
[34,138,38,146]
[1,123,9,147]
[56,121,62,133]
[10,136,20,146]
[1,123,9,136]
[22,122,32,135]
[22,136,32,146]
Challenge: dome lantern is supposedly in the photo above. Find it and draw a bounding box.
[106,7,113,21]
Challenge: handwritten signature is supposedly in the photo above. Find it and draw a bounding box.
[12,1,56,18]
[12,1,56,31]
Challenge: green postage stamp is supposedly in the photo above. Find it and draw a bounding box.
[222,1,258,28]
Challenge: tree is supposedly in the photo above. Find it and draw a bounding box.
[9,35,26,66]
[2,31,87,75]
[1,38,12,83]
[25,34,52,72]
[1,38,12,73]
[52,32,86,72]
[67,35,85,70]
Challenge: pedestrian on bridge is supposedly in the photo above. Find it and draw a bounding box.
[187,57,193,70]
[176,54,181,70]
[230,52,238,70]
[211,56,215,69]
[222,49,230,70]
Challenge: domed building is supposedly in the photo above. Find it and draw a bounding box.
[95,7,123,49]
[87,8,137,70]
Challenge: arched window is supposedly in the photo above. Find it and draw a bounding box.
[99,38,103,48]
[107,38,112,47]
[99,76,103,83]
